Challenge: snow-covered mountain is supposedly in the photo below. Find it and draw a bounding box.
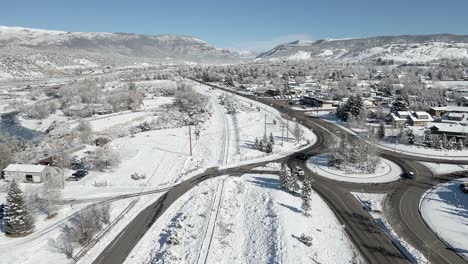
[0,26,245,80]
[257,34,468,62]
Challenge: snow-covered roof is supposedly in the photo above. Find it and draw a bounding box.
[430,106,447,111]
[390,113,406,121]
[415,111,429,116]
[448,112,464,118]
[3,164,46,173]
[446,106,468,113]
[430,123,468,134]
[397,111,411,117]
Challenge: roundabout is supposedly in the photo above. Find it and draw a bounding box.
[306,153,402,183]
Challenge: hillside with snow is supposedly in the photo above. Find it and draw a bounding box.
[257,34,468,62]
[0,26,245,80]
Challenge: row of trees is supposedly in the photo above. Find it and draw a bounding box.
[279,165,313,216]
[254,133,275,153]
[393,128,465,151]
[328,132,380,174]
[49,203,111,258]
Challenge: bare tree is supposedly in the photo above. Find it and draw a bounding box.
[90,145,120,171]
[48,233,76,259]
[41,171,63,218]
[0,143,13,172]
[76,119,93,144]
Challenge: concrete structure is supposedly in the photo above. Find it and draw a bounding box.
[3,164,52,183]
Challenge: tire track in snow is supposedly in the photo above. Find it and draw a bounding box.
[196,179,225,264]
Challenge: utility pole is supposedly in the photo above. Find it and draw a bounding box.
[189,125,192,156]
[281,123,284,146]
[286,119,289,142]
[264,114,267,139]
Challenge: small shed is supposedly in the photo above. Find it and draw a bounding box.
[3,164,51,183]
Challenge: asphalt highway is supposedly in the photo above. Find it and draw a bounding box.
[92,80,468,264]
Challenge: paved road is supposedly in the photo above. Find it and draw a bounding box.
[195,80,468,264]
[93,80,468,264]
[92,163,290,264]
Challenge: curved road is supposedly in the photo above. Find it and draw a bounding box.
[196,80,468,264]
[92,80,467,264]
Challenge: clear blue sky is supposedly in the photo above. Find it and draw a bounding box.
[1,0,467,51]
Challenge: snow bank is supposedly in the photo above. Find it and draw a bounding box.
[420,178,468,260]
[126,174,360,264]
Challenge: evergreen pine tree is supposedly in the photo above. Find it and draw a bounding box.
[423,130,432,147]
[290,174,300,193]
[301,195,311,217]
[431,135,441,149]
[378,122,386,139]
[279,166,288,188]
[441,134,449,149]
[265,141,273,153]
[258,139,264,151]
[254,137,259,149]
[447,137,456,150]
[3,180,34,235]
[406,129,415,145]
[456,138,464,151]
[269,132,275,145]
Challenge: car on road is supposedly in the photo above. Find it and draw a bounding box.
[460,182,468,193]
[68,170,89,181]
[295,153,307,160]
[294,166,305,176]
[400,171,415,179]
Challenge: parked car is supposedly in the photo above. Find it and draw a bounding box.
[460,182,468,193]
[68,170,89,181]
[400,171,415,179]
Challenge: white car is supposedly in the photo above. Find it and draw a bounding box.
[295,166,305,176]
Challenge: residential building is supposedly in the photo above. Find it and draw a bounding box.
[408,111,434,126]
[3,164,53,183]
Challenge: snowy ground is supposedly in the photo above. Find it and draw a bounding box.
[352,192,427,263]
[126,173,360,264]
[420,162,468,175]
[306,153,402,183]
[420,178,468,260]
[0,194,136,264]
[0,80,316,264]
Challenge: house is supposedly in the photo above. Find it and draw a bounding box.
[3,164,53,183]
[390,111,410,127]
[429,123,468,143]
[408,111,434,127]
[428,106,447,117]
[433,106,468,126]
[300,96,334,108]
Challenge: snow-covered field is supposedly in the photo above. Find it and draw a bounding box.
[126,173,360,264]
[307,153,402,183]
[420,178,468,260]
[0,80,316,264]
[352,192,427,263]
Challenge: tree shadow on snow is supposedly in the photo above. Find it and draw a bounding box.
[246,176,282,191]
[277,202,301,214]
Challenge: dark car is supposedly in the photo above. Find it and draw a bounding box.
[400,171,415,179]
[460,182,468,194]
[295,153,307,160]
[68,170,89,181]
